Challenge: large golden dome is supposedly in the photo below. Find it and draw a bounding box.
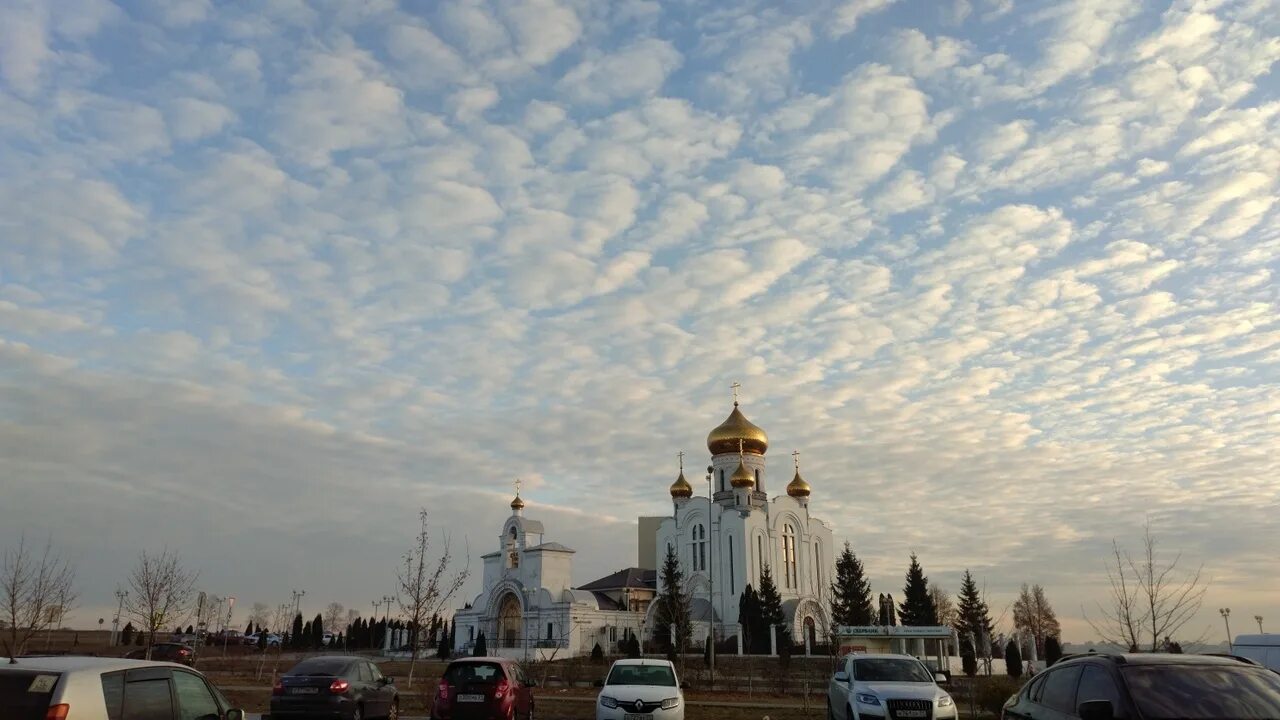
[786,469,811,498]
[730,459,756,488]
[669,471,694,499]
[707,403,769,455]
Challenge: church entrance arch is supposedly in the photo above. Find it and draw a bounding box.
[497,592,522,649]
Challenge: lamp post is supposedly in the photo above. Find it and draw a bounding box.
[705,465,715,688]
[1219,608,1233,652]
[1256,615,1264,634]
[111,589,128,646]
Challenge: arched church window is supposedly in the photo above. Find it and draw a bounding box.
[692,524,707,572]
[728,536,734,589]
[814,540,822,588]
[507,527,519,569]
[782,524,797,589]
[718,469,725,492]
[756,534,764,581]
[754,469,760,486]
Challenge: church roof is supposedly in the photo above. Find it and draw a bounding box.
[591,592,624,610]
[577,567,657,591]
[525,541,575,553]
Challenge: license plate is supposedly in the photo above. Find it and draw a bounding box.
[897,712,926,718]
[624,715,652,720]
[290,687,319,694]
[458,694,485,702]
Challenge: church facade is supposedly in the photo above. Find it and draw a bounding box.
[453,396,835,657]
[649,399,836,648]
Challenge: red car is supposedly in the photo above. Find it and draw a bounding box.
[431,657,536,720]
[125,643,194,666]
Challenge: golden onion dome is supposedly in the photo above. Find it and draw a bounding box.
[707,403,769,456]
[786,469,811,498]
[669,471,694,499]
[730,459,756,489]
[510,495,525,511]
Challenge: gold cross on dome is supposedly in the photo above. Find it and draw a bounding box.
[513,477,522,497]
[677,451,685,471]
[730,381,741,404]
[792,450,801,471]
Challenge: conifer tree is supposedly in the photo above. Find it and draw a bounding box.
[959,634,977,677]
[955,569,994,643]
[1044,636,1063,666]
[291,613,305,649]
[312,613,324,647]
[654,545,692,654]
[474,631,487,656]
[831,542,874,626]
[627,632,641,658]
[121,622,134,646]
[438,630,449,659]
[758,564,787,649]
[301,620,313,649]
[245,620,253,637]
[1005,639,1023,678]
[898,553,938,626]
[738,585,760,654]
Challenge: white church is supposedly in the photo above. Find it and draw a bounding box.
[452,396,836,658]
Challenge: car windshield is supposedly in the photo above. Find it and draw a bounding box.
[606,664,677,687]
[853,659,934,683]
[445,662,505,685]
[1121,665,1280,720]
[288,658,352,676]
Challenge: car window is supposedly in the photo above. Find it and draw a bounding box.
[1076,666,1124,717]
[445,662,505,684]
[366,663,383,682]
[102,671,126,720]
[173,671,220,720]
[123,677,174,720]
[1024,673,1046,702]
[1039,666,1082,714]
[289,658,354,676]
[605,664,676,687]
[1121,664,1280,719]
[852,659,934,683]
[0,670,63,720]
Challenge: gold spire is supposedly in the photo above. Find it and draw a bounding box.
[707,384,769,455]
[730,439,756,488]
[510,478,525,510]
[787,450,811,498]
[669,451,693,499]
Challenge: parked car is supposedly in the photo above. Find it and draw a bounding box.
[594,658,685,720]
[271,655,398,720]
[431,656,535,720]
[1002,652,1280,720]
[243,632,282,647]
[827,653,955,720]
[0,655,246,720]
[125,643,195,666]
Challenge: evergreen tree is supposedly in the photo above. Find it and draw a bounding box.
[438,630,450,660]
[627,632,641,658]
[245,620,253,637]
[474,631,487,656]
[312,613,324,647]
[758,564,787,649]
[291,613,305,649]
[591,643,604,664]
[301,620,313,649]
[257,631,267,650]
[1005,640,1023,678]
[955,570,994,642]
[959,635,977,677]
[255,623,262,636]
[738,585,760,654]
[830,542,874,626]
[121,623,134,646]
[898,554,938,626]
[1044,636,1063,666]
[336,632,344,648]
[135,630,144,646]
[186,624,194,635]
[653,545,692,654]
[449,617,456,655]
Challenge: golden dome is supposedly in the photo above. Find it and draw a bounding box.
[730,459,756,489]
[669,471,694,499]
[510,495,525,510]
[707,403,769,456]
[786,469,811,498]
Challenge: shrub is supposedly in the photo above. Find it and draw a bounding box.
[974,675,1024,716]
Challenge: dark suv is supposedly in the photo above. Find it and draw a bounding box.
[125,643,194,666]
[1002,653,1280,720]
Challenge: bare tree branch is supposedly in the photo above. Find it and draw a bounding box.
[1083,540,1145,650]
[397,509,470,689]
[123,548,197,660]
[2,535,77,658]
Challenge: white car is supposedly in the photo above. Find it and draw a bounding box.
[827,653,956,720]
[595,658,686,720]
[0,655,247,720]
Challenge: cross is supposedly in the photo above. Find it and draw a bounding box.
[792,450,801,471]
[513,477,522,497]
[677,451,684,471]
[730,381,741,405]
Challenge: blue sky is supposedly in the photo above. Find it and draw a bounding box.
[1,0,1277,642]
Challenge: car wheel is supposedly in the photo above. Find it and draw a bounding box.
[387,699,399,720]
[351,704,363,720]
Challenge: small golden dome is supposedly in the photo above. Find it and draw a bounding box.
[730,459,756,488]
[707,403,769,456]
[510,495,525,510]
[669,471,694,499]
[786,469,811,498]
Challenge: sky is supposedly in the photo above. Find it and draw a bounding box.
[0,0,1277,644]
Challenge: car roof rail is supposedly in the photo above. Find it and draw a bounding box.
[1200,653,1259,665]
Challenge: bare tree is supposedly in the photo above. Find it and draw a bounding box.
[1012,584,1060,657]
[930,585,957,628]
[249,602,270,629]
[1086,521,1208,652]
[324,603,345,634]
[2,535,77,657]
[124,549,197,660]
[397,509,470,689]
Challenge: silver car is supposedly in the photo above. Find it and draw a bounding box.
[0,655,247,720]
[827,653,957,720]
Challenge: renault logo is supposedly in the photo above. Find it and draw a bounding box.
[635,700,645,712]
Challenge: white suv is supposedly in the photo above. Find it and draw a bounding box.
[827,653,956,720]
[595,658,686,720]
[0,655,247,720]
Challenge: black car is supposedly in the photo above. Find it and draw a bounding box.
[271,655,398,720]
[125,643,194,666]
[1002,653,1280,720]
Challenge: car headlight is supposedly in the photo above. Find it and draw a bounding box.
[856,693,881,706]
[938,695,954,707]
[661,697,681,710]
[600,695,618,709]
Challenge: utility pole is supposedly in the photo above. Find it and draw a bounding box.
[291,589,306,620]
[705,465,715,688]
[1220,608,1233,653]
[111,589,128,646]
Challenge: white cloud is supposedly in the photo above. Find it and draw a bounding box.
[829,0,900,38]
[556,38,682,104]
[167,98,235,141]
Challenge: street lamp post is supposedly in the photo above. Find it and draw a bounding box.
[111,589,128,646]
[1256,615,1264,634]
[1220,608,1233,652]
[705,465,715,689]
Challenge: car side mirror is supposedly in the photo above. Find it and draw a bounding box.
[834,671,849,683]
[382,676,394,685]
[1078,700,1115,720]
[593,679,604,687]
[935,673,949,684]
[225,709,246,720]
